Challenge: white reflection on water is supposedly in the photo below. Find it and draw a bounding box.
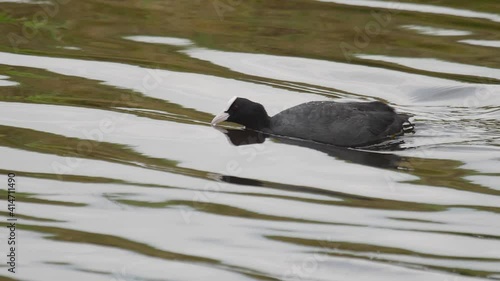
[124,36,194,47]
[0,74,18,86]
[7,175,500,281]
[357,55,500,80]
[316,0,500,23]
[20,231,255,281]
[459,39,500,48]
[401,25,472,36]
[184,48,500,108]
[0,51,327,115]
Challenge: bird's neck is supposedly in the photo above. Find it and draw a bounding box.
[247,115,271,131]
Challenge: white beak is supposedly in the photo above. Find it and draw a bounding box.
[211,112,230,126]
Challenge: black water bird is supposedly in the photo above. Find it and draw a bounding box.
[211,97,414,147]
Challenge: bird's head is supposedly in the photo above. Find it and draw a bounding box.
[211,97,270,130]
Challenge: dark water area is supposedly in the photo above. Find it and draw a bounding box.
[0,0,499,280]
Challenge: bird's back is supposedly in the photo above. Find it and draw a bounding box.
[270,101,410,147]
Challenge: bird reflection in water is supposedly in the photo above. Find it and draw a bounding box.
[209,127,412,199]
[214,127,408,171]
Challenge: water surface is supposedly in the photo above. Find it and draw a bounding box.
[0,0,499,280]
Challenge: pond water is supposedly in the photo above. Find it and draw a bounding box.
[0,0,499,280]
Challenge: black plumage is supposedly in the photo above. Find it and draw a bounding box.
[211,97,413,147]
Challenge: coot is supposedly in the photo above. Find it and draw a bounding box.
[211,97,413,147]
